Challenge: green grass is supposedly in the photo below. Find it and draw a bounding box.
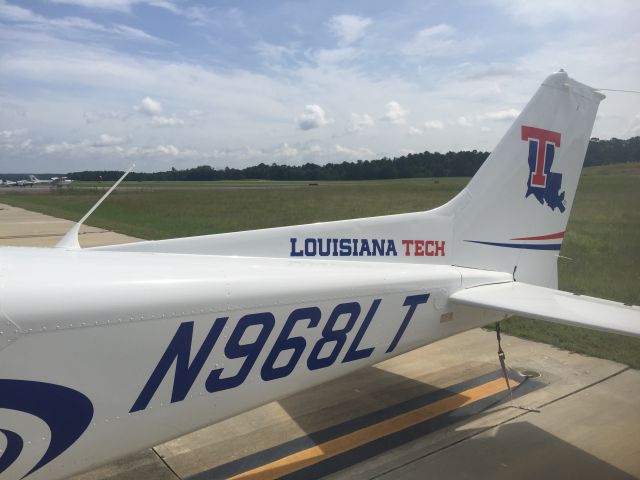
[496,163,640,368]
[0,178,466,240]
[1,165,639,367]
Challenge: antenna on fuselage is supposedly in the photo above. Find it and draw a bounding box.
[56,164,135,249]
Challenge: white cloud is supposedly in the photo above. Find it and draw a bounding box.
[476,108,520,121]
[111,24,166,43]
[44,141,78,153]
[305,145,322,154]
[0,129,27,143]
[180,6,244,28]
[408,126,422,136]
[0,2,166,44]
[424,120,444,129]
[491,0,639,26]
[310,47,357,65]
[253,42,295,65]
[402,24,456,57]
[297,104,329,130]
[382,101,408,125]
[92,133,128,147]
[84,110,129,123]
[48,0,179,13]
[151,115,185,127]
[155,144,179,155]
[137,97,163,116]
[456,116,474,127]
[347,113,374,133]
[0,2,37,22]
[327,15,372,46]
[335,144,374,158]
[273,142,298,157]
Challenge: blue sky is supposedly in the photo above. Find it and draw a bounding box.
[1,0,639,173]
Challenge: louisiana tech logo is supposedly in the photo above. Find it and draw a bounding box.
[521,126,565,212]
[0,380,93,478]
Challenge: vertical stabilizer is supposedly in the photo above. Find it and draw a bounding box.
[450,71,604,287]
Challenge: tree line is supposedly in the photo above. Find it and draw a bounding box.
[68,135,639,182]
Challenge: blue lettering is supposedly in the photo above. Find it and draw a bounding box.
[386,294,429,353]
[360,239,372,256]
[206,313,274,393]
[386,240,398,256]
[261,307,321,381]
[290,238,303,256]
[308,302,360,370]
[372,239,385,256]
[339,238,352,256]
[130,318,227,412]
[318,239,331,256]
[304,238,317,256]
[352,239,359,256]
[343,299,380,363]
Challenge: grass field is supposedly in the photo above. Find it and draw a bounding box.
[1,164,639,367]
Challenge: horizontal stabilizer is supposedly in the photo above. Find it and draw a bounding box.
[449,282,640,337]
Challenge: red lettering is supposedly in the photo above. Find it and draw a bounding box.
[521,126,561,188]
[415,241,424,256]
[435,241,445,256]
[402,239,413,256]
[425,240,434,256]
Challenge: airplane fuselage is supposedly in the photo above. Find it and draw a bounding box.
[0,246,507,480]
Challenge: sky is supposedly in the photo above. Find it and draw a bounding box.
[0,0,639,173]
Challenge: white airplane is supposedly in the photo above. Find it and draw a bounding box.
[0,180,17,187]
[0,71,639,480]
[12,179,33,187]
[28,175,74,186]
[27,175,52,185]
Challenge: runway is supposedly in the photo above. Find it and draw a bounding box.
[0,203,638,480]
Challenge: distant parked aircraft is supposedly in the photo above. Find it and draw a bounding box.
[28,175,52,184]
[28,175,74,186]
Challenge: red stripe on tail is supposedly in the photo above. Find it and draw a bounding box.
[511,231,565,241]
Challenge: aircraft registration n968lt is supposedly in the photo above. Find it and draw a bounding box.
[1,71,639,480]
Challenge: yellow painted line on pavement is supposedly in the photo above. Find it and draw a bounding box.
[230,377,517,480]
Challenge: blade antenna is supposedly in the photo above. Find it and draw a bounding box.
[56,164,135,249]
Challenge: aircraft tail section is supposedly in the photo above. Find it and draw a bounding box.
[91,72,604,289]
[447,71,604,287]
